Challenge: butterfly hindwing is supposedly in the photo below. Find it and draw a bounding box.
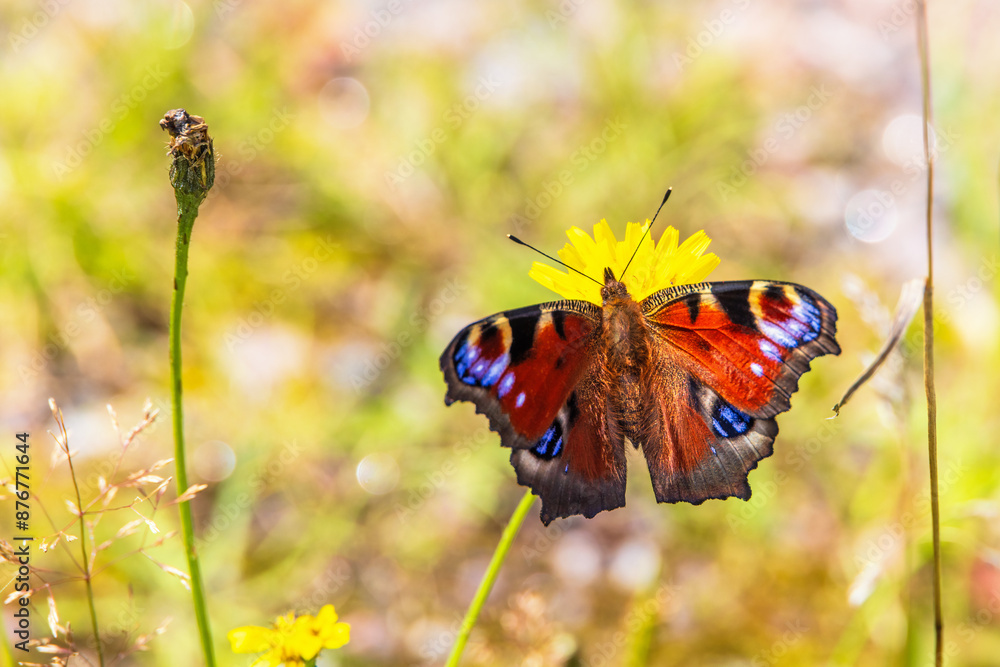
[509,386,627,525]
[637,280,840,504]
[638,370,779,503]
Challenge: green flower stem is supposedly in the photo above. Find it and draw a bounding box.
[445,490,536,667]
[162,109,217,667]
[170,196,216,667]
[622,578,663,667]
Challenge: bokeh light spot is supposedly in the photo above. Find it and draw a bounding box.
[551,532,601,586]
[319,78,371,129]
[609,539,660,591]
[193,440,237,482]
[845,189,898,243]
[161,1,195,50]
[882,114,936,168]
[356,453,400,495]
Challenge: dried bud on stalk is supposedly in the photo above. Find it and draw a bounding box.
[160,108,215,199]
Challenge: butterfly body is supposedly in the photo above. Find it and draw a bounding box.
[441,269,839,525]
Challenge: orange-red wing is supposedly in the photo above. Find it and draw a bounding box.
[442,300,632,524]
[509,383,627,525]
[637,280,839,504]
[441,300,599,448]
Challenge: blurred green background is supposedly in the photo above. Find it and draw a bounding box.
[2,0,999,665]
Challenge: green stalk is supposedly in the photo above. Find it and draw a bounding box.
[622,578,663,667]
[445,490,536,667]
[914,4,942,664]
[161,109,217,667]
[52,403,105,666]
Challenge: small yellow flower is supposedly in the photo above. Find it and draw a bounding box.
[528,220,721,305]
[228,605,350,667]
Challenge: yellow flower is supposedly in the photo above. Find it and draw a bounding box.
[228,605,350,667]
[528,220,721,305]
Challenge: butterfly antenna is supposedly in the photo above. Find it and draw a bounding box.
[621,187,672,279]
[507,235,604,287]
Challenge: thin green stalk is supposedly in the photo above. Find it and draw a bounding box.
[445,490,536,667]
[915,3,942,664]
[52,404,104,666]
[161,109,217,667]
[622,576,664,667]
[170,202,216,666]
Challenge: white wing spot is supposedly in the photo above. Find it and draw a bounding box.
[759,339,781,362]
[759,320,797,348]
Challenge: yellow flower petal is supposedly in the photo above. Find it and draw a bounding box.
[292,628,323,660]
[249,649,286,667]
[314,604,339,625]
[228,626,278,654]
[530,220,720,304]
[312,604,351,650]
[322,623,351,650]
[228,605,350,664]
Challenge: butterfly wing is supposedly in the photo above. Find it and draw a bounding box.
[440,301,627,524]
[508,381,628,525]
[637,280,840,504]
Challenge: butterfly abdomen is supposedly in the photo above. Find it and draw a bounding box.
[601,288,654,442]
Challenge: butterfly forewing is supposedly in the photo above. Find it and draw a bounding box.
[440,300,600,449]
[637,280,840,504]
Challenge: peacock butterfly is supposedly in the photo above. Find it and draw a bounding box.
[439,213,840,525]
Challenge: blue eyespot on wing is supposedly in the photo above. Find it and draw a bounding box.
[642,280,840,419]
[441,302,599,447]
[710,400,753,438]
